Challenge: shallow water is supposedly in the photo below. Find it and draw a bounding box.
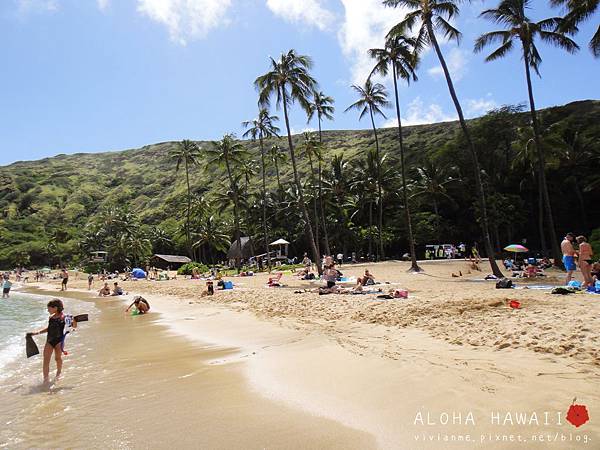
[0,292,56,380]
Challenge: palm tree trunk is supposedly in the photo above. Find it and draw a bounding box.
[368,200,373,259]
[317,119,331,255]
[537,175,548,255]
[185,158,193,260]
[275,159,282,192]
[368,107,384,261]
[427,22,502,277]
[307,153,321,257]
[224,159,242,270]
[392,66,420,272]
[281,87,322,274]
[573,181,589,232]
[524,57,562,266]
[259,136,272,269]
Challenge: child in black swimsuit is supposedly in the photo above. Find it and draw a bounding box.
[29,299,77,384]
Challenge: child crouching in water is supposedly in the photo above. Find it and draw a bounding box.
[28,299,76,384]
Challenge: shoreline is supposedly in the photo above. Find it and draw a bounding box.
[18,260,600,448]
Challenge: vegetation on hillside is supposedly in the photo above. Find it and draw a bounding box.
[1,100,598,269]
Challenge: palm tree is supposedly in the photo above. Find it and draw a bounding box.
[384,0,503,277]
[344,79,390,261]
[269,144,287,192]
[255,49,322,274]
[551,0,599,57]
[369,34,421,271]
[193,215,231,264]
[475,0,579,265]
[206,134,249,269]
[242,109,280,269]
[299,132,323,256]
[308,91,335,255]
[170,140,202,259]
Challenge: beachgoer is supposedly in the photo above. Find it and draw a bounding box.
[125,296,150,314]
[591,262,600,284]
[87,273,93,290]
[98,283,111,297]
[111,282,124,296]
[323,266,337,290]
[576,236,594,287]
[2,277,12,298]
[302,254,312,271]
[28,299,77,383]
[357,270,375,286]
[60,268,69,291]
[336,252,343,266]
[561,232,577,284]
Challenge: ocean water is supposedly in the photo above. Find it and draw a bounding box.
[0,291,49,380]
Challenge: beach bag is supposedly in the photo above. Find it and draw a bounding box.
[223,281,233,290]
[495,278,513,289]
[551,287,575,295]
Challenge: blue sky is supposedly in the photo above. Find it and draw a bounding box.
[0,0,598,166]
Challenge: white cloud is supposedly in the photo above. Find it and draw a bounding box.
[136,0,232,45]
[428,47,469,82]
[16,0,58,14]
[337,0,411,85]
[97,0,110,12]
[383,96,456,126]
[266,0,335,31]
[465,96,497,117]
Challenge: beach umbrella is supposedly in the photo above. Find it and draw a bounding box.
[504,244,529,265]
[504,244,529,253]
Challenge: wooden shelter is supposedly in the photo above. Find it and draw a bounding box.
[151,254,192,269]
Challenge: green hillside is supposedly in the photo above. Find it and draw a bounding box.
[1,99,599,269]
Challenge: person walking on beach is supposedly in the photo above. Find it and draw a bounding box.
[2,276,12,298]
[561,232,577,284]
[60,268,69,291]
[576,235,594,288]
[87,273,94,290]
[28,299,77,384]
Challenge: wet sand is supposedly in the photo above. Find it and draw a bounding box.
[0,288,375,449]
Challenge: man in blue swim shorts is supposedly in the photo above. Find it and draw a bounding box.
[561,232,576,284]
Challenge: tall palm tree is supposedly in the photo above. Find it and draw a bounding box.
[369,34,421,271]
[384,0,503,277]
[475,0,579,265]
[170,140,202,259]
[308,91,335,255]
[344,79,390,261]
[269,144,287,192]
[242,109,280,268]
[206,134,249,269]
[299,132,323,256]
[255,49,323,274]
[551,0,599,57]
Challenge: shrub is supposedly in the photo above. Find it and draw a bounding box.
[177,262,209,276]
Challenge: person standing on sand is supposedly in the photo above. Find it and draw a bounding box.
[28,299,77,384]
[60,268,69,291]
[561,232,577,284]
[576,236,594,287]
[87,273,93,290]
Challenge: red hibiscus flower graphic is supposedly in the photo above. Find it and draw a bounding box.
[566,399,589,428]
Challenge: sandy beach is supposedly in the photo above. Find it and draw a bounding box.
[3,259,597,449]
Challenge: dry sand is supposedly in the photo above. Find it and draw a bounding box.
[14,260,600,449]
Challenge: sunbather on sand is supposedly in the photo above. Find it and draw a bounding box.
[357,269,375,286]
